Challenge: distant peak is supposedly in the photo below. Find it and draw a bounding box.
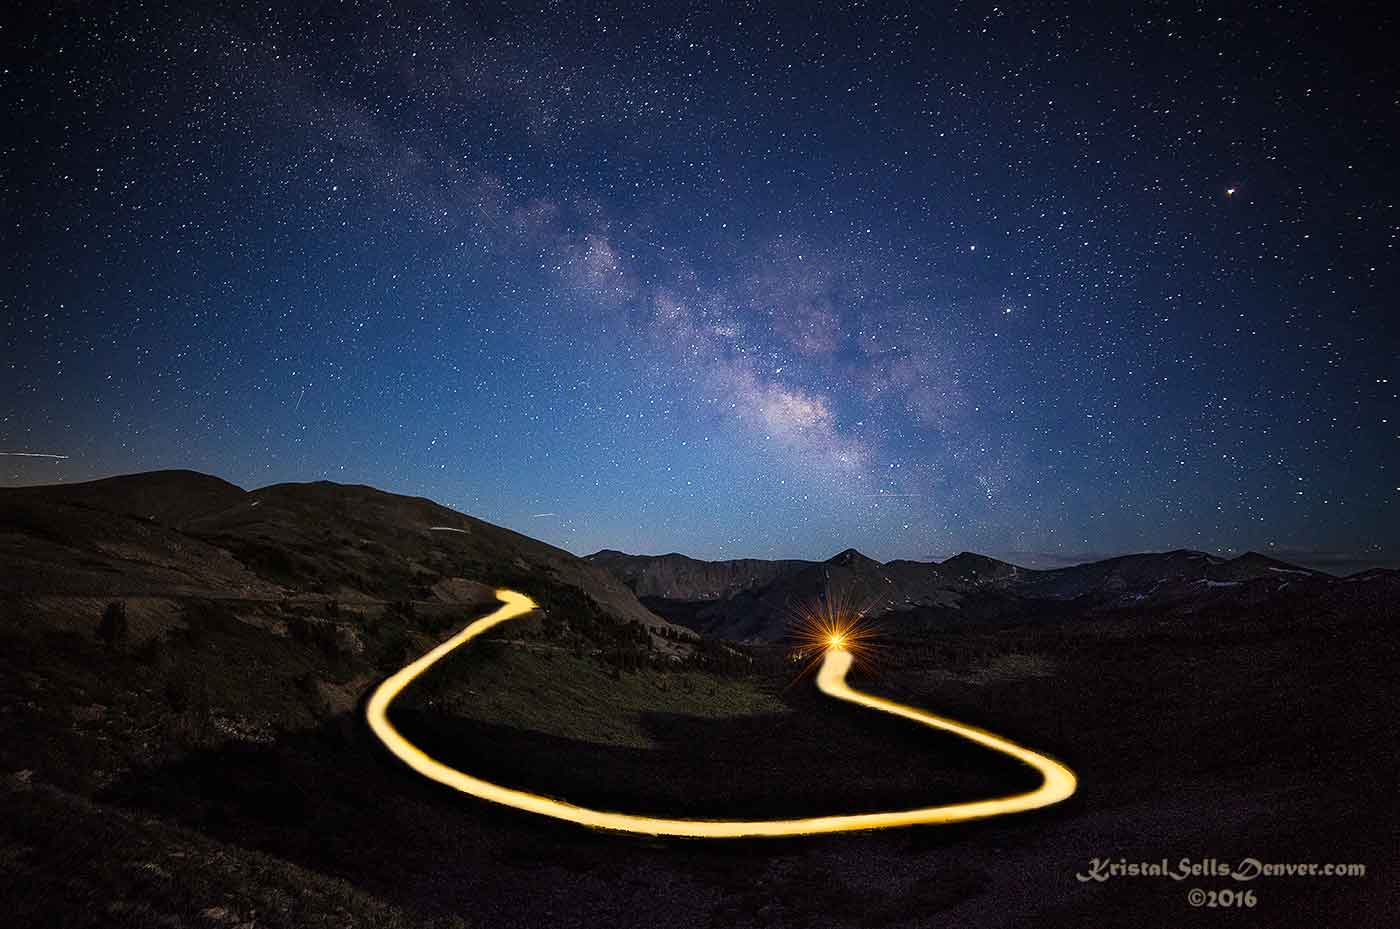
[1228,550,1313,572]
[942,551,995,565]
[826,548,879,567]
[85,469,244,492]
[940,551,1017,577]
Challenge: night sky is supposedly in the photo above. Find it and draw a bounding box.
[4,2,1396,571]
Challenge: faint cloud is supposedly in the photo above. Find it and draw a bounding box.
[864,352,967,430]
[709,360,870,476]
[509,197,562,241]
[560,233,634,303]
[743,244,849,358]
[644,288,870,475]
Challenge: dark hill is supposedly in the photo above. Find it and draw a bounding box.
[1214,551,1321,581]
[825,548,881,570]
[1,470,674,635]
[10,469,249,528]
[1011,549,1324,603]
[939,552,1022,585]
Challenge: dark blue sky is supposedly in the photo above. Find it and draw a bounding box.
[4,2,1396,570]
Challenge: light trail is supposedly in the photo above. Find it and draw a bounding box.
[365,588,1077,837]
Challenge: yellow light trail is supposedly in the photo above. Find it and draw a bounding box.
[365,589,1077,837]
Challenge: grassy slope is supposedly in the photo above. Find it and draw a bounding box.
[0,779,466,929]
[413,633,785,748]
[0,591,801,924]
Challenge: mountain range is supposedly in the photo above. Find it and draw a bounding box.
[588,545,1394,641]
[4,469,1391,649]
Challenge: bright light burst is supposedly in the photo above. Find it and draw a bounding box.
[787,584,882,682]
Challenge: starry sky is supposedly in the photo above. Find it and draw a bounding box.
[4,2,1397,571]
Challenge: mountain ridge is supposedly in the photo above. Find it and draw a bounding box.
[1,469,679,639]
[587,544,1346,641]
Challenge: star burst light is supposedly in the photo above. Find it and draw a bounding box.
[786,585,882,682]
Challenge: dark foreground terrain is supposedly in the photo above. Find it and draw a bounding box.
[3,473,1397,928]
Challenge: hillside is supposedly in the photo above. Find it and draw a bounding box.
[1,470,675,637]
[2,474,1397,928]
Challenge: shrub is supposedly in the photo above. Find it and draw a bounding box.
[384,600,417,625]
[287,614,345,658]
[164,660,212,747]
[97,601,128,650]
[373,626,414,669]
[295,671,330,719]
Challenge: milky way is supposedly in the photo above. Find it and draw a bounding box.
[4,3,1396,569]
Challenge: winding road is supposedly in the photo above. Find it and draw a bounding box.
[365,589,1077,837]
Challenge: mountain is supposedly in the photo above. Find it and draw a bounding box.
[1011,549,1325,603]
[1,470,278,598]
[937,552,1023,585]
[825,548,881,570]
[1345,567,1400,582]
[1,470,675,637]
[7,469,250,527]
[592,548,976,641]
[1211,551,1323,581]
[591,545,1335,642]
[585,550,813,600]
